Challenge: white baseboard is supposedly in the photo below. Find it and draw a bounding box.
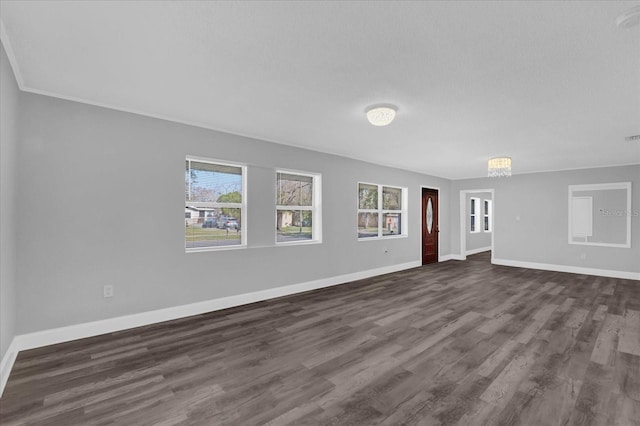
[0,338,19,398]
[465,246,491,256]
[0,261,421,396]
[6,256,633,397]
[492,258,640,280]
[440,254,465,261]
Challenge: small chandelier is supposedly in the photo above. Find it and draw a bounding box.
[365,105,397,126]
[488,157,512,177]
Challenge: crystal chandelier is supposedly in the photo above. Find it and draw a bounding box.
[488,157,512,177]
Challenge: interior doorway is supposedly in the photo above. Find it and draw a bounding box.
[459,189,495,261]
[421,188,439,264]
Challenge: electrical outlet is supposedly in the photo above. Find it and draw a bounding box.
[103,285,114,298]
[579,253,587,260]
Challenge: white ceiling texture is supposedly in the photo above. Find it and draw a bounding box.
[1,1,638,179]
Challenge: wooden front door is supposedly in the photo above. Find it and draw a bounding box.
[422,188,439,264]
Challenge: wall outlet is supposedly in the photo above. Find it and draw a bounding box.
[103,285,114,298]
[579,253,587,260]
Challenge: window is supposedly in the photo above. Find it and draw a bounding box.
[276,170,321,244]
[185,157,246,251]
[358,182,407,239]
[483,199,492,232]
[470,197,480,233]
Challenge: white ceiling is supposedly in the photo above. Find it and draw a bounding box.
[1,1,639,179]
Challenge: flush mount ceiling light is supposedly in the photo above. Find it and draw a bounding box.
[488,157,512,178]
[365,104,397,126]
[616,6,640,29]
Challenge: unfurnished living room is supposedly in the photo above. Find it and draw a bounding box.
[0,1,639,425]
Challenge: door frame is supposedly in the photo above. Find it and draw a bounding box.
[420,185,441,263]
[459,188,495,262]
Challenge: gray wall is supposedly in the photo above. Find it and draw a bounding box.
[6,55,636,341]
[451,165,640,273]
[15,92,451,334]
[1,43,19,359]
[465,192,492,252]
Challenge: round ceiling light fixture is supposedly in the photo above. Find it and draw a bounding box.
[616,6,640,29]
[365,104,397,126]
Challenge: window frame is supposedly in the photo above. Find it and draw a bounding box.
[275,169,322,246]
[483,199,492,232]
[185,155,247,252]
[357,182,408,241]
[568,182,632,248]
[470,197,480,233]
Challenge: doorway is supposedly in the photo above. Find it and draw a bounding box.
[422,188,439,264]
[459,189,495,261]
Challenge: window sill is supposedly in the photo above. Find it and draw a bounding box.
[358,234,408,242]
[186,244,247,253]
[276,239,322,247]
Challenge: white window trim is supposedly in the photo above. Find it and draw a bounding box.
[483,199,492,233]
[275,169,322,246]
[185,155,247,252]
[357,182,408,241]
[470,197,480,233]
[568,182,632,248]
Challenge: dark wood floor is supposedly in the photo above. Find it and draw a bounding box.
[2,255,640,425]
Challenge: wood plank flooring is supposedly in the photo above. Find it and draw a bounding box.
[1,253,640,425]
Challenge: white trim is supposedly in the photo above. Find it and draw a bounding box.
[492,258,640,281]
[569,181,633,192]
[357,182,407,240]
[185,155,247,168]
[469,197,481,233]
[0,338,19,397]
[0,260,421,396]
[483,199,493,232]
[185,244,246,253]
[356,234,408,242]
[185,157,247,252]
[465,246,491,256]
[275,169,322,245]
[274,240,322,247]
[452,162,640,180]
[568,182,632,248]
[459,189,495,262]
[439,254,464,262]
